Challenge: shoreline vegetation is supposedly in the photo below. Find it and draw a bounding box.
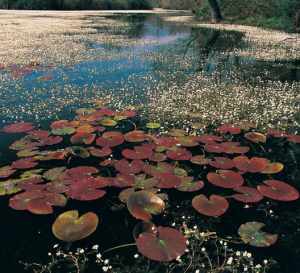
[0,0,299,33]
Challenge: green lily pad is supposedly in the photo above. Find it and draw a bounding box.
[238,222,278,247]
[52,127,75,136]
[146,122,160,129]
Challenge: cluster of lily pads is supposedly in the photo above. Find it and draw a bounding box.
[1,105,300,263]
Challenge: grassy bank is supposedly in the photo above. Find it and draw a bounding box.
[194,0,300,32]
[0,0,153,10]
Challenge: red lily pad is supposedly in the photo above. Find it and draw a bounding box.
[149,152,167,162]
[257,180,299,201]
[244,132,267,143]
[232,186,264,203]
[136,226,187,262]
[156,173,182,189]
[0,166,16,179]
[9,190,66,214]
[166,147,192,161]
[64,166,99,180]
[70,132,96,145]
[96,131,124,147]
[233,156,269,173]
[39,136,63,146]
[217,124,241,135]
[118,109,137,118]
[287,134,300,144]
[209,157,235,169]
[175,136,199,147]
[113,174,135,188]
[190,155,210,165]
[66,177,106,201]
[2,122,34,133]
[207,170,244,188]
[88,146,112,157]
[114,159,144,175]
[176,177,204,192]
[28,130,50,140]
[267,129,287,138]
[196,134,223,144]
[122,146,153,160]
[127,190,165,221]
[124,130,147,143]
[76,124,95,134]
[11,158,38,169]
[192,194,229,217]
[261,162,284,174]
[222,142,250,154]
[133,174,159,189]
[52,210,99,242]
[154,136,178,147]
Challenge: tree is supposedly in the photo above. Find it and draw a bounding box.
[194,0,223,22]
[207,0,223,22]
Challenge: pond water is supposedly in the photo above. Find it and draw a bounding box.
[0,13,300,273]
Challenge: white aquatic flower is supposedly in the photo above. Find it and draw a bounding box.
[79,249,84,254]
[195,270,200,273]
[104,259,109,265]
[263,259,268,264]
[227,257,233,265]
[134,254,139,259]
[102,266,109,272]
[247,253,252,258]
[201,247,206,252]
[92,244,99,250]
[236,251,241,256]
[53,244,59,249]
[96,253,102,259]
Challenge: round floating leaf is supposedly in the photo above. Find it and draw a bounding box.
[133,174,159,189]
[11,158,38,170]
[100,118,117,127]
[122,146,153,160]
[233,156,269,173]
[28,130,49,140]
[232,186,264,203]
[190,155,210,165]
[136,226,187,262]
[67,146,90,158]
[124,130,147,143]
[66,177,106,201]
[207,170,244,189]
[287,134,300,144]
[17,149,39,158]
[88,146,112,157]
[127,190,165,221]
[76,124,95,134]
[146,122,160,129]
[217,124,241,135]
[261,162,284,174]
[2,122,34,133]
[168,129,186,137]
[96,131,124,147]
[156,173,182,189]
[196,134,223,144]
[52,210,99,242]
[192,194,229,217]
[114,159,144,175]
[244,132,267,143]
[133,221,157,240]
[175,136,199,147]
[149,152,167,162]
[267,129,287,138]
[238,222,278,247]
[176,177,204,192]
[166,148,192,161]
[143,162,175,177]
[70,132,96,145]
[0,166,16,179]
[209,157,235,169]
[257,180,299,201]
[52,127,75,136]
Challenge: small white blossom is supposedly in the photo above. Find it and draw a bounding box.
[134,254,139,259]
[102,266,109,272]
[227,257,233,265]
[92,245,99,250]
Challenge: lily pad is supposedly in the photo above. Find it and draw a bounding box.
[0,166,16,179]
[136,226,187,262]
[146,122,161,129]
[70,132,96,145]
[2,122,34,133]
[52,127,75,136]
[209,157,235,169]
[52,210,99,242]
[192,194,229,217]
[124,130,147,143]
[257,180,299,201]
[176,177,204,192]
[261,162,284,174]
[11,158,38,170]
[244,132,267,143]
[238,222,278,247]
[232,186,264,203]
[127,190,165,221]
[166,147,192,161]
[233,156,269,173]
[114,159,144,175]
[207,170,244,189]
[96,131,124,147]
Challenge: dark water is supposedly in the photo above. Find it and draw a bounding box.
[0,14,300,273]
